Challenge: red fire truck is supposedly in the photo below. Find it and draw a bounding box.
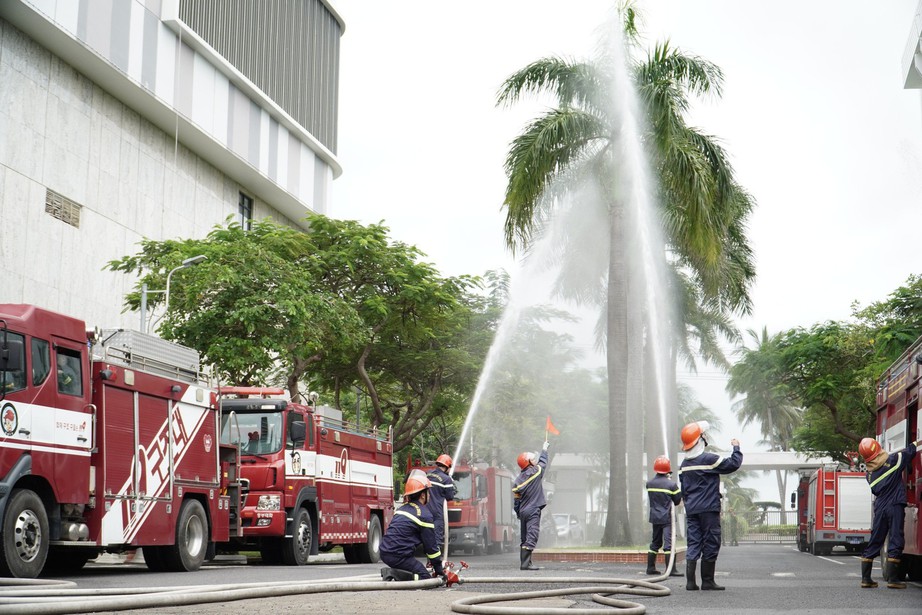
[0,304,239,578]
[217,387,394,565]
[447,462,517,555]
[792,457,871,556]
[407,458,516,555]
[874,335,922,580]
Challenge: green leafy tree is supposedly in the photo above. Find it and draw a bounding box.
[496,5,754,544]
[109,215,487,454]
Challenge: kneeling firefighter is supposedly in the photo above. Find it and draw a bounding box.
[678,421,742,591]
[380,470,446,583]
[857,436,919,589]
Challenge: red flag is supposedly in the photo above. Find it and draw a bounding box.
[545,416,560,436]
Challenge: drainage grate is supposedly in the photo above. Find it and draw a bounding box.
[45,189,82,228]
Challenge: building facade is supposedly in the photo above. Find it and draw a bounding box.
[0,0,343,329]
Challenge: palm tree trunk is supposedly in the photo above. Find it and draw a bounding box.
[603,199,630,546]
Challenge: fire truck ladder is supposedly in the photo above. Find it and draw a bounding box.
[821,467,836,527]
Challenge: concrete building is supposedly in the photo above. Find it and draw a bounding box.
[0,0,343,329]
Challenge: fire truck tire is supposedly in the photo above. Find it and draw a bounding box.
[0,488,49,578]
[343,543,361,564]
[259,539,283,564]
[143,546,168,571]
[280,508,312,566]
[162,499,208,572]
[44,547,94,572]
[359,516,382,564]
[474,531,488,555]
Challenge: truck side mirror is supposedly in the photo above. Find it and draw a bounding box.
[790,492,796,509]
[289,421,306,447]
[0,338,23,373]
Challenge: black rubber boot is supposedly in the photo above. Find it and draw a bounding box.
[380,567,417,582]
[860,558,878,588]
[668,555,683,577]
[700,559,725,590]
[520,548,540,570]
[645,552,660,575]
[886,558,906,589]
[686,559,699,591]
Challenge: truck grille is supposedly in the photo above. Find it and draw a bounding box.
[448,510,462,523]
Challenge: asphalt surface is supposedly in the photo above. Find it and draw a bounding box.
[11,544,921,614]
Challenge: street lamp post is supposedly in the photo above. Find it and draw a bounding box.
[139,255,207,333]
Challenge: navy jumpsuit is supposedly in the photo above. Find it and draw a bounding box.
[678,445,743,562]
[512,449,548,550]
[861,442,917,560]
[380,501,444,578]
[646,473,682,557]
[426,466,457,555]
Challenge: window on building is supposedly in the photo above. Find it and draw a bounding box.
[239,192,253,231]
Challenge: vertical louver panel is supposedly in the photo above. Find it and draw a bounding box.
[178,0,340,154]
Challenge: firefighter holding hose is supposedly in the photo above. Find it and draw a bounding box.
[426,454,457,566]
[380,470,446,583]
[858,436,919,589]
[512,440,549,570]
[646,455,683,577]
[678,421,742,591]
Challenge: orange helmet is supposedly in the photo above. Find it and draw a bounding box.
[858,437,882,462]
[681,421,709,451]
[653,455,671,474]
[436,454,453,469]
[517,451,536,470]
[403,470,431,500]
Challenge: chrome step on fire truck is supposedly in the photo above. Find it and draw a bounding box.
[217,387,394,565]
[0,304,240,578]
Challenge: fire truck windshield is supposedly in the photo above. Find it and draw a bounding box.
[220,411,284,455]
[453,471,473,500]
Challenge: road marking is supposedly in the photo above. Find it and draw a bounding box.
[816,555,845,565]
[772,572,796,577]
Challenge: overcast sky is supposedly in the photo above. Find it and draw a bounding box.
[330,1,922,497]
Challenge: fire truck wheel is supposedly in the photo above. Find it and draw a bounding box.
[359,516,382,564]
[162,499,208,572]
[143,546,168,571]
[44,547,94,572]
[0,489,49,578]
[280,508,312,566]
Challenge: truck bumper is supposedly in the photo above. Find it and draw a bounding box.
[240,508,287,535]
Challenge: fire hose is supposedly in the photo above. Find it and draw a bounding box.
[0,510,678,614]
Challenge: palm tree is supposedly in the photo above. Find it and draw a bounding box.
[727,327,804,523]
[497,6,754,544]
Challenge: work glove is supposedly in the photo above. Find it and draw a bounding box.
[542,440,550,451]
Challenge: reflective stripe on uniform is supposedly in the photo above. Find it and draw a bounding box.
[395,508,435,529]
[678,459,724,475]
[512,466,543,492]
[869,452,902,489]
[647,487,681,495]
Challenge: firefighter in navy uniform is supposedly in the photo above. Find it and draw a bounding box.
[646,455,683,576]
[426,454,457,565]
[512,441,549,570]
[380,470,446,583]
[858,436,919,589]
[678,421,742,591]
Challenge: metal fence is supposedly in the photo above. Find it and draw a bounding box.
[721,509,797,544]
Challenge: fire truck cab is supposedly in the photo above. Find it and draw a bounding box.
[218,387,394,565]
[0,304,238,578]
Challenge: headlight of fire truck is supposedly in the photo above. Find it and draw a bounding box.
[256,495,281,511]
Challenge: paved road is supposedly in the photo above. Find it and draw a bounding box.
[13,545,921,614]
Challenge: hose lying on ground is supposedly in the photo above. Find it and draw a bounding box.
[0,512,679,614]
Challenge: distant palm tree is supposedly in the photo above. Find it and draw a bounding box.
[727,327,803,523]
[497,6,755,544]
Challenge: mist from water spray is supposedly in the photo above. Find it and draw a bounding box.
[604,22,673,457]
[453,12,676,475]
